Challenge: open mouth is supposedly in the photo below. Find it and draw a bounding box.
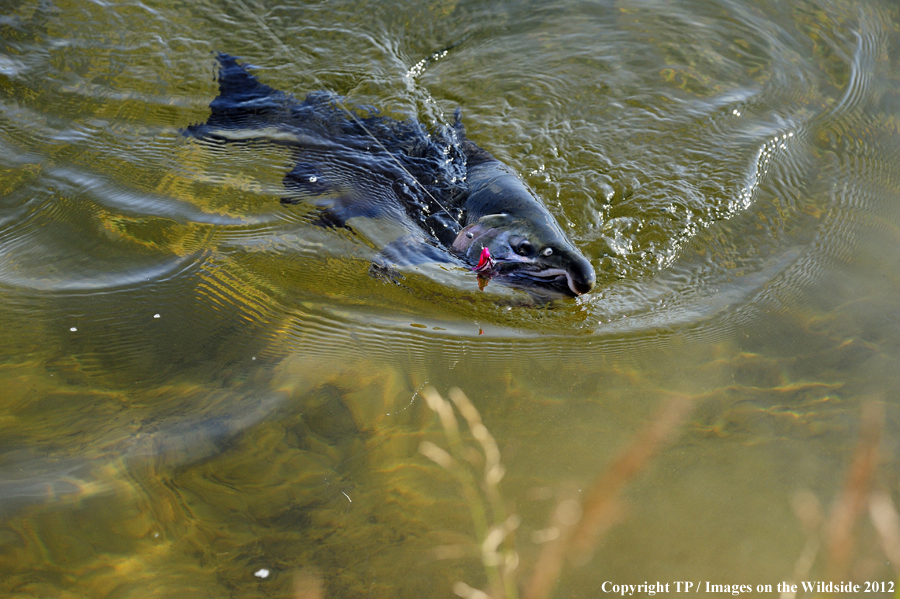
[500,267,581,297]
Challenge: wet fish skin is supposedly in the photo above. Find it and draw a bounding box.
[185,53,595,298]
[451,133,596,296]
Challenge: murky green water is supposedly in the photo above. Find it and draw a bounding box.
[2,0,900,596]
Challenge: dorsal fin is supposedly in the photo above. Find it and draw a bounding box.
[185,53,292,137]
[452,108,495,166]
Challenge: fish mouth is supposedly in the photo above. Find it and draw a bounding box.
[499,266,592,297]
[452,225,596,297]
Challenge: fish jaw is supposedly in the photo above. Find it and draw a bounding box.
[494,253,595,297]
[451,219,595,297]
[502,257,595,296]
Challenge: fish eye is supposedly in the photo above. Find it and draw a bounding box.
[541,247,554,257]
[514,239,534,257]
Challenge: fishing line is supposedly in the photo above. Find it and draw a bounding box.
[222,0,465,230]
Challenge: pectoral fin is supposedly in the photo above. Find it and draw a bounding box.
[375,235,452,267]
[369,235,452,288]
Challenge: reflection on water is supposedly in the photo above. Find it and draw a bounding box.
[2,0,900,596]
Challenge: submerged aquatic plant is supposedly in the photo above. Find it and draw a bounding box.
[419,387,520,599]
[420,387,694,599]
[524,393,694,599]
[781,399,899,598]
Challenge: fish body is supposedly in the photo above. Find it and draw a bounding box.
[186,53,595,298]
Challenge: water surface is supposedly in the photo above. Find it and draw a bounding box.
[1,0,900,596]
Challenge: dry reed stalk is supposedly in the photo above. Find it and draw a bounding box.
[524,392,695,599]
[823,399,883,580]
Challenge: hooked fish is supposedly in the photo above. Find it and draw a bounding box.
[186,53,595,298]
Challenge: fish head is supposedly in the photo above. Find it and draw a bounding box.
[452,213,596,297]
